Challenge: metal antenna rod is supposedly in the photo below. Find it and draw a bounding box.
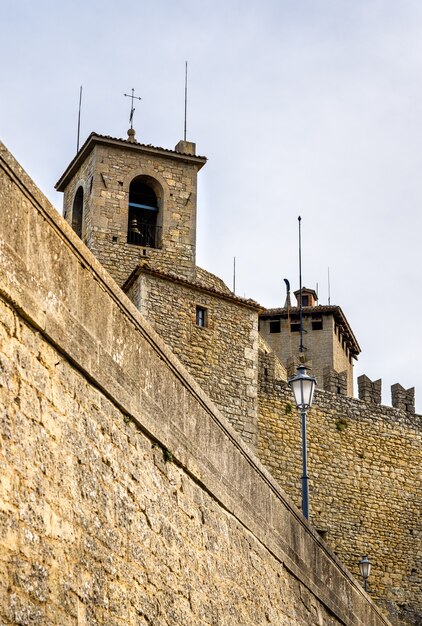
[298,216,304,353]
[184,61,188,141]
[328,266,331,305]
[233,256,236,293]
[77,86,83,153]
[284,278,292,357]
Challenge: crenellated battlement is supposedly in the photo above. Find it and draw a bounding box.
[358,374,382,405]
[357,375,416,415]
[391,382,415,414]
[323,367,348,396]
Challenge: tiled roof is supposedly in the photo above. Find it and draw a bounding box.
[123,261,262,310]
[262,305,341,316]
[86,132,207,159]
[195,267,232,295]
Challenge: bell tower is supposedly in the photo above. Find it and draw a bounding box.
[56,131,206,285]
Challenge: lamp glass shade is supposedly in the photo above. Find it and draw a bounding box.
[359,555,371,579]
[288,366,316,410]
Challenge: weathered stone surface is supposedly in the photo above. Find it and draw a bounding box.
[3,124,422,626]
[0,142,392,625]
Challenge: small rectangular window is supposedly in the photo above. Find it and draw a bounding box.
[312,316,323,330]
[301,295,309,306]
[196,306,207,327]
[291,322,301,332]
[269,320,281,333]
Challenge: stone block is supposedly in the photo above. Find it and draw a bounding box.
[358,374,382,404]
[391,383,415,413]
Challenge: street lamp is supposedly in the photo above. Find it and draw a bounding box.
[359,555,372,592]
[288,364,316,520]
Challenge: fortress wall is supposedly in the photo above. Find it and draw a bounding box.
[258,362,422,626]
[0,141,391,626]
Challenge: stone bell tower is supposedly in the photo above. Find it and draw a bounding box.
[55,130,206,285]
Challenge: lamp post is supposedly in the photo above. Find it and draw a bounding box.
[288,365,316,520]
[359,555,372,592]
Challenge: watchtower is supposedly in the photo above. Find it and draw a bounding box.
[259,287,360,397]
[56,131,206,285]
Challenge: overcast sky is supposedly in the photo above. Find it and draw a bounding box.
[2,0,422,410]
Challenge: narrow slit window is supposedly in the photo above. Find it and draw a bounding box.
[196,306,207,328]
[72,186,84,238]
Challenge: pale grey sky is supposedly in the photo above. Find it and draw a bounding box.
[2,0,422,410]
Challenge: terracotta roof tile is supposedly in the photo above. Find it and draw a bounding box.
[123,261,262,310]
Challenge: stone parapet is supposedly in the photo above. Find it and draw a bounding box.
[391,383,415,414]
[323,367,348,396]
[286,354,313,379]
[358,374,382,404]
[258,336,287,381]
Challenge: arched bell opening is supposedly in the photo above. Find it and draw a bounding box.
[127,176,161,248]
[72,186,84,238]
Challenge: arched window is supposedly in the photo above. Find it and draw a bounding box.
[127,177,159,247]
[72,186,84,238]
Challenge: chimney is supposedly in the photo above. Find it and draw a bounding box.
[293,287,318,307]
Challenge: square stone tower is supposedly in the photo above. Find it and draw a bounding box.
[259,287,360,397]
[56,132,206,285]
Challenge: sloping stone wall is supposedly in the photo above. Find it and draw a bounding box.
[0,142,392,625]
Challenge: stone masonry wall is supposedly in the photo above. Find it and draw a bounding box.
[62,150,96,249]
[60,138,204,286]
[0,297,381,626]
[331,320,354,394]
[128,271,259,446]
[258,353,422,626]
[0,141,392,626]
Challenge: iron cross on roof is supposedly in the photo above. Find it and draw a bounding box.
[124,88,142,129]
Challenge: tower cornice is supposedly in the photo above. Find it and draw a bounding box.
[55,132,207,191]
[260,305,361,358]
